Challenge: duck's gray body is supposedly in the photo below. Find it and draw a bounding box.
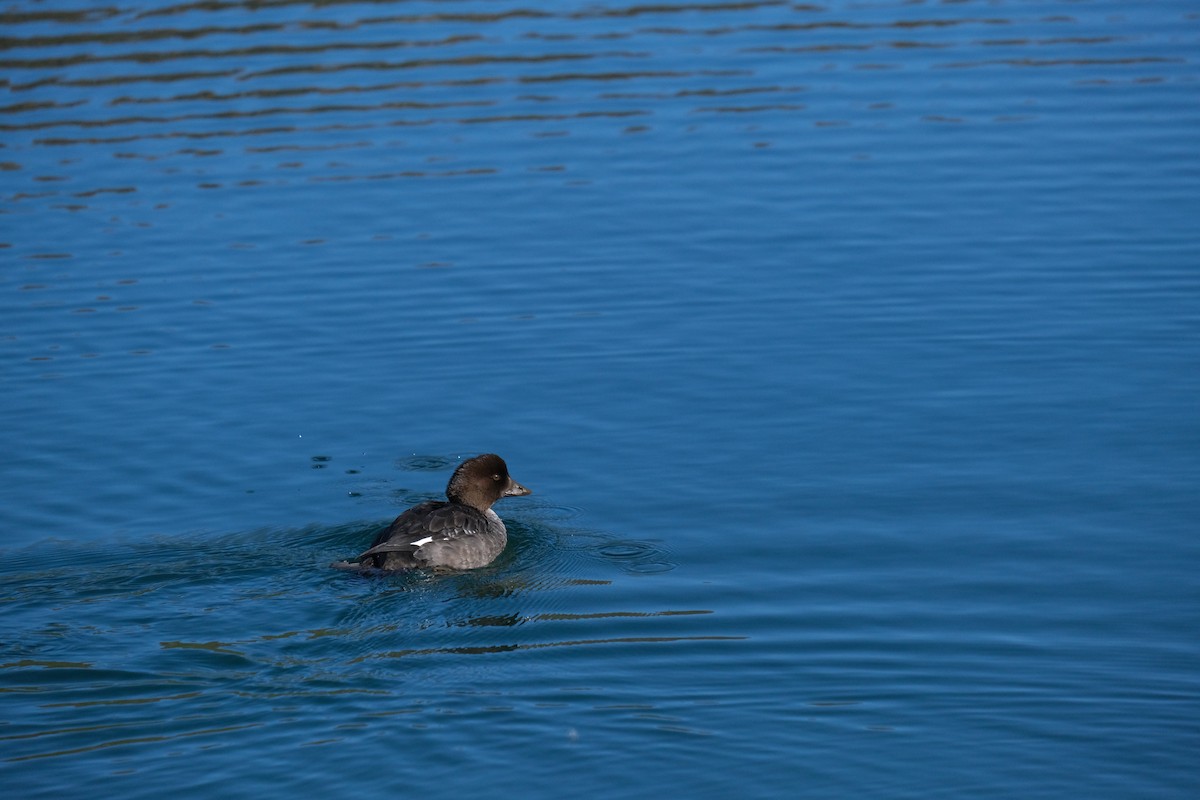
[336,454,530,572]
[357,502,508,571]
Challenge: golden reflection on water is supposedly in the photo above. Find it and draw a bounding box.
[355,633,746,661]
[4,722,262,762]
[0,659,94,669]
[0,558,738,761]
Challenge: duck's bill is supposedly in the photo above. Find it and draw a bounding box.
[505,480,532,497]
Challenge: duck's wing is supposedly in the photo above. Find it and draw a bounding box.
[356,501,489,559]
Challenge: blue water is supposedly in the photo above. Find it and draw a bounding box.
[3,1,1198,797]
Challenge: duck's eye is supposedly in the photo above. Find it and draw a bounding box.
[492,474,501,482]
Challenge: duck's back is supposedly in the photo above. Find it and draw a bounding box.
[358,500,507,570]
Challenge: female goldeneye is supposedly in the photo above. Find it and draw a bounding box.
[340,453,531,571]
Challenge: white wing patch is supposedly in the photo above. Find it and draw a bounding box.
[410,536,434,547]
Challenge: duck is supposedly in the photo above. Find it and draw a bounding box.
[336,453,531,571]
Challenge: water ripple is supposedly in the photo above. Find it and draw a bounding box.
[1,1,1196,796]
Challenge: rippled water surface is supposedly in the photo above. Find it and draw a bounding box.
[3,1,1198,797]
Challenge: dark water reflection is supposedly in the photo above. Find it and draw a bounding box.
[3,1,1187,163]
